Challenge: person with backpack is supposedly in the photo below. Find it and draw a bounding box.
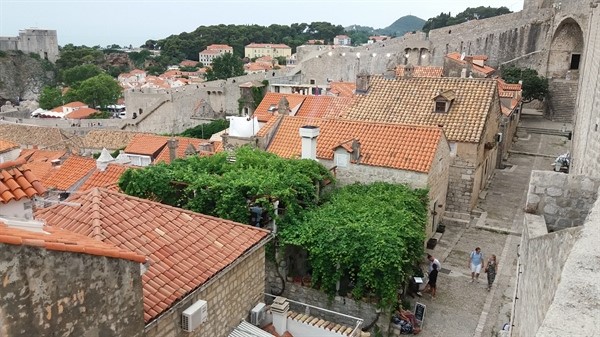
[468,247,484,283]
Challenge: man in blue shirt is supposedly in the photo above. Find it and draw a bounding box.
[468,247,484,283]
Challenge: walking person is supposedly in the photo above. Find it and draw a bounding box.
[423,263,438,299]
[485,254,498,291]
[427,253,441,273]
[468,247,484,283]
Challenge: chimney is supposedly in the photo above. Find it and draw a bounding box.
[461,68,467,78]
[96,147,114,172]
[403,64,414,79]
[278,96,290,116]
[355,71,370,94]
[465,56,473,77]
[299,126,320,160]
[271,297,289,336]
[167,138,179,162]
[351,139,361,162]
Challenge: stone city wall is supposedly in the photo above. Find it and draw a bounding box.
[0,244,144,337]
[144,246,266,337]
[572,1,600,178]
[525,170,600,231]
[512,213,582,337]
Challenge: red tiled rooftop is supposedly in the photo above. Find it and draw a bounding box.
[254,93,306,123]
[0,222,145,263]
[396,65,444,78]
[66,107,99,119]
[42,156,96,191]
[62,101,87,108]
[328,82,356,97]
[124,134,170,157]
[446,52,496,76]
[78,164,129,192]
[0,140,19,153]
[0,159,47,204]
[35,188,271,323]
[19,149,67,163]
[22,161,54,183]
[266,116,444,173]
[246,43,290,49]
[254,93,354,123]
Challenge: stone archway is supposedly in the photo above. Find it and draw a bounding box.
[548,18,584,79]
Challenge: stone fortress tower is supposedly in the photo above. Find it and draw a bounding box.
[0,29,59,63]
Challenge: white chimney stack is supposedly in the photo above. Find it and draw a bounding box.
[271,297,289,336]
[96,148,115,172]
[299,126,320,160]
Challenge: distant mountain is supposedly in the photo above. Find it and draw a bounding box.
[380,15,426,36]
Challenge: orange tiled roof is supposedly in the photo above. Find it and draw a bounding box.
[124,134,170,157]
[0,140,19,153]
[179,60,197,67]
[266,116,443,173]
[0,221,145,263]
[396,65,444,78]
[343,76,498,143]
[78,164,129,192]
[254,93,306,123]
[245,43,290,49]
[207,44,233,50]
[245,63,272,72]
[22,161,54,182]
[35,188,270,323]
[446,53,496,76]
[0,159,47,204]
[62,101,87,108]
[154,137,205,164]
[66,107,99,119]
[295,96,355,120]
[42,156,96,191]
[328,82,356,97]
[19,149,66,163]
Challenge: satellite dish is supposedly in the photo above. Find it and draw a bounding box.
[460,52,466,61]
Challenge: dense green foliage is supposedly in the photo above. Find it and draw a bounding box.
[280,183,428,309]
[118,147,333,223]
[56,44,105,71]
[152,22,345,60]
[382,15,426,36]
[422,6,512,33]
[38,86,64,110]
[69,73,122,109]
[179,119,230,139]
[205,53,245,81]
[501,66,549,102]
[61,64,103,86]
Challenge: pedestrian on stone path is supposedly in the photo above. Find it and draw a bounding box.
[423,263,438,299]
[485,254,498,291]
[468,247,484,283]
[427,253,441,273]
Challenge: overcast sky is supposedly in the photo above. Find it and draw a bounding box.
[0,0,523,47]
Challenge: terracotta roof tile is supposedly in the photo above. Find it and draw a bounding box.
[18,149,67,163]
[396,65,444,78]
[22,161,54,182]
[0,222,145,263]
[62,101,87,108]
[66,107,99,119]
[42,156,96,191]
[254,93,354,123]
[78,164,129,192]
[206,44,233,50]
[0,159,47,203]
[124,134,170,157]
[254,93,306,123]
[266,116,443,173]
[343,75,498,143]
[35,188,270,323]
[0,140,19,153]
[245,43,290,49]
[0,124,83,151]
[328,82,356,97]
[446,53,496,76]
[83,130,148,151]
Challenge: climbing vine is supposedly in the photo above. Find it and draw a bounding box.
[118,147,333,224]
[280,182,428,310]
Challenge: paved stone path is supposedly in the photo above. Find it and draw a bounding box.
[410,113,570,337]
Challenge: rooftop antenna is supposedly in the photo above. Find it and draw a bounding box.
[460,52,466,61]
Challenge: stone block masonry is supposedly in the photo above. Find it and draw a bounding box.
[525,170,600,231]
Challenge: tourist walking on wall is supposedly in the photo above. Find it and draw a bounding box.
[468,247,484,283]
[485,254,498,291]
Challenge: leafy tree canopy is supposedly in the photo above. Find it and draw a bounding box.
[423,6,511,33]
[56,44,105,71]
[501,66,549,102]
[38,86,64,110]
[60,64,103,86]
[280,182,428,309]
[205,53,245,81]
[179,119,230,139]
[70,73,122,109]
[118,147,334,223]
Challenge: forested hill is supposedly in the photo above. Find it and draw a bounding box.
[381,15,426,36]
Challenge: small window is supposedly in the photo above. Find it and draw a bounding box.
[335,153,350,167]
[309,79,316,85]
[435,101,447,113]
[570,54,581,70]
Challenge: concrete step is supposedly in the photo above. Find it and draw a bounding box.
[516,126,571,137]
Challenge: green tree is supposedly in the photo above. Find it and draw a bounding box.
[73,73,122,109]
[179,119,230,139]
[38,86,64,109]
[56,44,105,70]
[61,64,103,86]
[128,49,151,69]
[501,66,549,102]
[423,7,511,33]
[205,53,245,81]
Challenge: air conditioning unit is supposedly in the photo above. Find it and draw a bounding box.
[181,299,208,332]
[250,302,266,326]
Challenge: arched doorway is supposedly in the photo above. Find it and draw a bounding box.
[548,18,584,79]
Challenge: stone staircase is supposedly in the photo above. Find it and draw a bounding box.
[545,79,578,123]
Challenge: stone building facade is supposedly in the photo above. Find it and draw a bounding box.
[0,29,59,63]
[144,246,266,337]
[0,244,144,337]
